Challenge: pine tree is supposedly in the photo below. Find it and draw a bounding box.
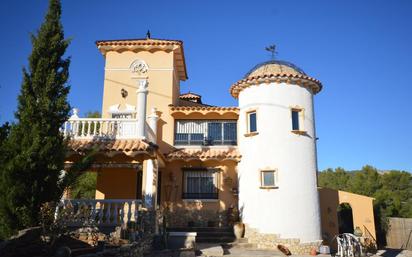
[0,0,71,238]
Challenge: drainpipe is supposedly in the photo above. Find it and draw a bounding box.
[147,108,159,143]
[136,79,148,138]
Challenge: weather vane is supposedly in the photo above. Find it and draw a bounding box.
[265,44,277,59]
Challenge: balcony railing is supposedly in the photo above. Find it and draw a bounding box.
[174,120,237,146]
[56,199,142,226]
[62,118,156,142]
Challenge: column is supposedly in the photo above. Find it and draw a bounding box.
[147,107,159,143]
[136,79,148,138]
[143,159,158,209]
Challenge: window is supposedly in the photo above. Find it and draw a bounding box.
[174,120,237,145]
[247,111,257,133]
[261,170,277,188]
[207,122,222,144]
[291,108,306,134]
[183,169,218,199]
[291,109,301,131]
[223,122,237,144]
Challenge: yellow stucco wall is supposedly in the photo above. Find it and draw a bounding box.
[101,50,181,153]
[160,160,238,212]
[319,188,376,245]
[95,168,139,199]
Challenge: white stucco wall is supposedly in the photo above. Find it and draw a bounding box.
[237,82,321,243]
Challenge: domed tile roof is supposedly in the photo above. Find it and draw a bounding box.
[230,59,322,98]
[244,60,306,78]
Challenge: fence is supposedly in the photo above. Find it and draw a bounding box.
[386,217,412,250]
[57,199,142,227]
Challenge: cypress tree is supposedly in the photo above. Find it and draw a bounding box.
[0,0,71,238]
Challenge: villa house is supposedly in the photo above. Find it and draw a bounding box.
[63,37,376,252]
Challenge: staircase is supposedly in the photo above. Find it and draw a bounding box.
[167,227,236,244]
[167,227,284,256]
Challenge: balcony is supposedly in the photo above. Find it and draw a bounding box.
[174,120,237,146]
[62,117,156,142]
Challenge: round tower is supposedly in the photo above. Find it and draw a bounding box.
[231,60,323,243]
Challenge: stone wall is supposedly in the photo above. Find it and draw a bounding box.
[245,224,323,255]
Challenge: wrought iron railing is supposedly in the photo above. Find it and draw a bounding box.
[174,120,237,146]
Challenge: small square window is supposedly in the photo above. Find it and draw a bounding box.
[261,170,277,188]
[247,111,257,133]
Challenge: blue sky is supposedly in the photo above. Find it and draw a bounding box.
[0,0,411,172]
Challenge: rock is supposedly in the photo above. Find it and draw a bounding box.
[0,227,48,257]
[55,246,72,257]
[110,226,122,239]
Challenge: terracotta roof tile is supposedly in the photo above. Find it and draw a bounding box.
[68,139,156,155]
[95,38,188,81]
[169,106,239,112]
[95,38,183,47]
[166,147,241,162]
[179,92,201,99]
[230,73,322,98]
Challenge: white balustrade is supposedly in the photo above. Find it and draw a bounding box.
[57,199,142,226]
[62,118,139,139]
[62,106,159,143]
[62,117,157,142]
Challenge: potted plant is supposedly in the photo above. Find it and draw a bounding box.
[233,221,245,239]
[231,207,245,239]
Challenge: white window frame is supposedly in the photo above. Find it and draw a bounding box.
[245,110,258,136]
[290,107,306,134]
[260,169,278,189]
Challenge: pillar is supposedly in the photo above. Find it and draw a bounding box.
[147,107,159,143]
[137,79,148,138]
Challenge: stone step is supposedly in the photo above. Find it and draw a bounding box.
[196,236,236,243]
[167,227,233,233]
[196,232,235,238]
[221,248,282,257]
[168,227,236,244]
[223,241,257,249]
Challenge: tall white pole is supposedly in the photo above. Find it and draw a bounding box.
[137,79,148,138]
